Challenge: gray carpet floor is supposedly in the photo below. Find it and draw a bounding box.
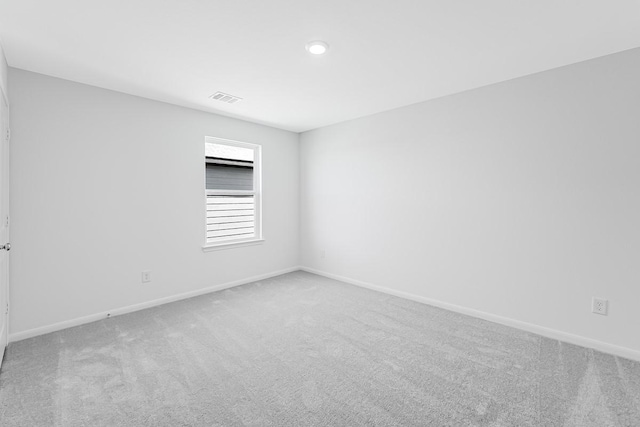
[1,271,639,426]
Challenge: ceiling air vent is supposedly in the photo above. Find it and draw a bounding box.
[209,92,243,104]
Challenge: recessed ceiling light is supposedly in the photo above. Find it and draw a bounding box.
[305,40,329,55]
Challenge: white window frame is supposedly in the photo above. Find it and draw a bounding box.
[202,136,263,251]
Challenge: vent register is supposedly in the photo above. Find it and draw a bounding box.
[209,92,243,104]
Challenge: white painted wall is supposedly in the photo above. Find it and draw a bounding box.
[9,69,299,336]
[300,48,640,354]
[0,41,7,97]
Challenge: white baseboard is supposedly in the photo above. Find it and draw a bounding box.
[300,266,640,362]
[9,266,301,343]
[11,265,640,363]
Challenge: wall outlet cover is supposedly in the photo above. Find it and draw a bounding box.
[592,297,608,315]
[141,271,151,283]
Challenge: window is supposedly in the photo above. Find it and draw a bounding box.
[204,137,261,247]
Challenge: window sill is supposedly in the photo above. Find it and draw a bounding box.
[202,239,265,252]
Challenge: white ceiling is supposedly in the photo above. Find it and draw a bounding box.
[1,1,639,132]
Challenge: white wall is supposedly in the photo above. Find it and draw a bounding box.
[300,48,640,354]
[9,69,299,336]
[0,42,7,98]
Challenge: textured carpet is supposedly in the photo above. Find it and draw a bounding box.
[1,271,639,426]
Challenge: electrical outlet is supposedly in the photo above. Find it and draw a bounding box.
[141,271,151,283]
[592,297,608,315]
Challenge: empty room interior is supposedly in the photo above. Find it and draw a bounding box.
[1,1,640,426]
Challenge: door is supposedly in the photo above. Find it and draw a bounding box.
[0,86,9,364]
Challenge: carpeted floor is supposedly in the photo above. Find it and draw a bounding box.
[1,271,639,426]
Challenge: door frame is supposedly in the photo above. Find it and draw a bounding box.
[0,83,10,365]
